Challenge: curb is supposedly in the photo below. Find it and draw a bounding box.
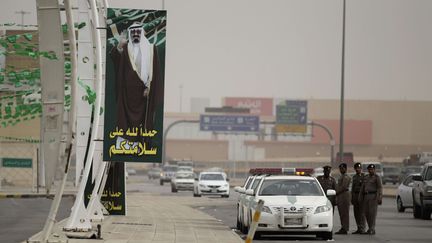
[0,193,75,199]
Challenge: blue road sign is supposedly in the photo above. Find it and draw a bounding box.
[200,115,260,132]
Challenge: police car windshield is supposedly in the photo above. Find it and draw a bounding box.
[201,174,224,181]
[259,179,323,196]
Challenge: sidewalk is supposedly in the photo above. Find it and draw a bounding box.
[26,193,243,243]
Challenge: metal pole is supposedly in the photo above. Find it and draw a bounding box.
[179,84,183,112]
[309,121,335,166]
[36,148,39,194]
[339,0,346,164]
[15,10,30,30]
[162,120,199,163]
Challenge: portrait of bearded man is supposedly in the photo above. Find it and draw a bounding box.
[109,22,164,152]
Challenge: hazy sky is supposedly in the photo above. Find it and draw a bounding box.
[1,0,432,112]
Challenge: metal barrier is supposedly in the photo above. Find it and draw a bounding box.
[245,199,264,243]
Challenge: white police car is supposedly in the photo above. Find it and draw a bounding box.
[242,168,335,240]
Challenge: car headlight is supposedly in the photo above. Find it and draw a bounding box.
[222,183,229,188]
[427,186,432,193]
[262,206,272,214]
[314,205,332,214]
[199,184,206,188]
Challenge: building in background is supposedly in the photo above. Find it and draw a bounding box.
[165,98,432,164]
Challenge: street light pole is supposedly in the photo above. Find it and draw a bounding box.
[15,10,31,30]
[179,84,183,112]
[339,0,346,164]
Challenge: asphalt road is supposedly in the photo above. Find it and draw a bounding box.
[1,176,429,243]
[138,176,432,243]
[198,192,432,242]
[0,197,74,243]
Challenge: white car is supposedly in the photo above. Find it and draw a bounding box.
[171,171,195,192]
[238,175,264,233]
[234,175,255,232]
[396,173,420,212]
[178,166,193,173]
[193,172,230,198]
[246,175,335,240]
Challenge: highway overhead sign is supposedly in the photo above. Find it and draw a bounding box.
[200,114,259,132]
[275,100,308,133]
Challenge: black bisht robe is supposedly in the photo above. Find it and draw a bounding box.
[110,43,163,145]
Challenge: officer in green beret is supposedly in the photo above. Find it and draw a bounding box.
[359,164,383,235]
[351,162,366,234]
[317,165,337,212]
[335,163,351,234]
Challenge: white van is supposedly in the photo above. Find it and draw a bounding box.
[361,162,383,177]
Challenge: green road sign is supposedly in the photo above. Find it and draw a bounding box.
[2,158,32,168]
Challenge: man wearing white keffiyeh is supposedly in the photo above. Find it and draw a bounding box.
[110,22,163,153]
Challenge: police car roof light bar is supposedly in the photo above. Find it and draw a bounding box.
[249,167,313,176]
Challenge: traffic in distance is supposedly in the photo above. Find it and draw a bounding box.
[142,158,432,241]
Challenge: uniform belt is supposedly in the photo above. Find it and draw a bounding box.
[364,191,377,194]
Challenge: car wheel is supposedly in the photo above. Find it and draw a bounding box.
[221,195,229,198]
[242,224,249,234]
[241,212,248,234]
[413,194,422,219]
[318,231,333,240]
[160,180,163,186]
[171,187,177,193]
[420,196,432,220]
[397,197,405,212]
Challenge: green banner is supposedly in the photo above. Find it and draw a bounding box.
[103,8,166,163]
[2,158,32,168]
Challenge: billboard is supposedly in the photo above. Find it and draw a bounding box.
[200,114,260,132]
[103,8,166,163]
[275,100,308,133]
[223,97,273,116]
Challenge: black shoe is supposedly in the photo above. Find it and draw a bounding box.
[369,230,376,235]
[360,230,370,235]
[335,229,348,235]
[352,230,363,234]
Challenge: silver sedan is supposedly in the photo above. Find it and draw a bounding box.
[396,174,420,212]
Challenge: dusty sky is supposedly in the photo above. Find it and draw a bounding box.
[1,0,432,112]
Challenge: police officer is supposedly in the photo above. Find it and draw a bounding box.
[335,163,351,234]
[359,164,383,235]
[317,166,337,211]
[351,162,366,234]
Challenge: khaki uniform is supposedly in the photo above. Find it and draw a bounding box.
[351,173,366,232]
[359,174,382,232]
[336,173,351,232]
[317,175,337,208]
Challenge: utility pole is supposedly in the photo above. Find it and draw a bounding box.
[179,84,183,112]
[15,10,31,30]
[339,0,346,164]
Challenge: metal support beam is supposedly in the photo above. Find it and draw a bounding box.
[162,120,200,163]
[163,120,334,165]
